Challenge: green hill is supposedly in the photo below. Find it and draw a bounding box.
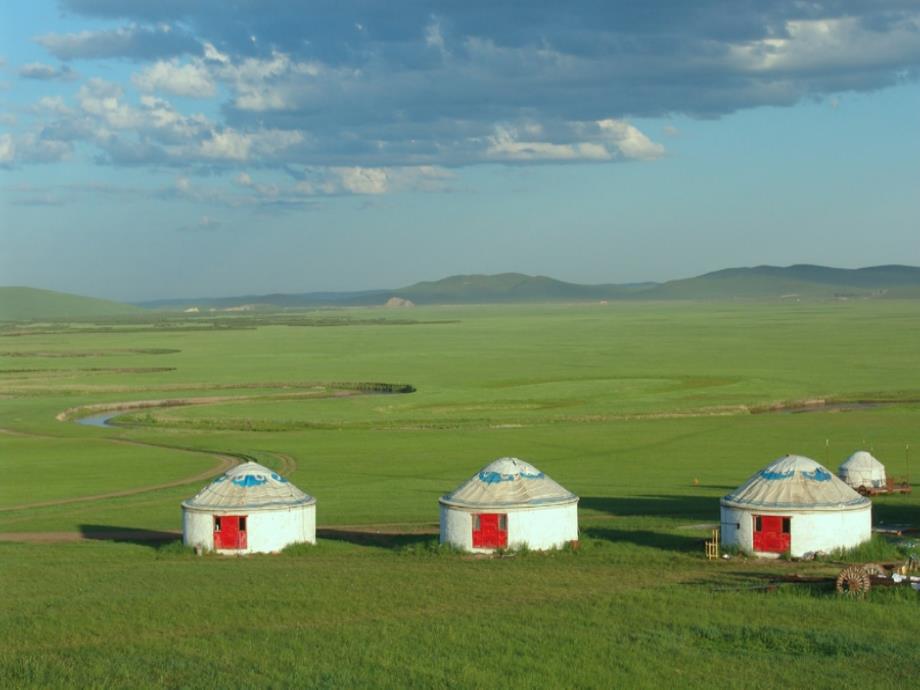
[136,264,920,309]
[639,264,920,300]
[389,273,647,304]
[0,287,144,322]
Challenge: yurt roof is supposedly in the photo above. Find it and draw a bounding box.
[721,454,870,512]
[182,461,315,510]
[839,450,885,472]
[439,457,578,510]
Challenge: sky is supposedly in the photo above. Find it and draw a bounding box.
[1,1,919,301]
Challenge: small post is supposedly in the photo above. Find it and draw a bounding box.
[825,438,830,467]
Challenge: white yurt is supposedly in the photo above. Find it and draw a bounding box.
[838,450,887,491]
[439,457,578,552]
[182,461,316,554]
[720,454,871,558]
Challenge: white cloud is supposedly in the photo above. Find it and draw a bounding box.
[487,126,609,161]
[199,128,252,160]
[336,167,390,194]
[0,131,72,165]
[731,15,920,75]
[0,133,14,164]
[19,62,77,81]
[596,119,665,161]
[203,42,230,65]
[198,127,303,161]
[424,18,449,58]
[36,24,197,61]
[77,78,144,129]
[133,59,216,98]
[34,96,72,115]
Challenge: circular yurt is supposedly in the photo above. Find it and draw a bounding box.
[838,451,887,491]
[439,457,578,552]
[720,454,871,558]
[182,461,316,554]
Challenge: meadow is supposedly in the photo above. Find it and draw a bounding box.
[2,301,920,688]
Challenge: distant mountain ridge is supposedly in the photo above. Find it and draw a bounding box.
[643,264,920,300]
[5,265,920,321]
[137,264,920,309]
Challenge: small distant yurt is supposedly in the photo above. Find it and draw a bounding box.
[838,451,887,491]
[720,454,871,558]
[182,462,316,554]
[439,457,578,552]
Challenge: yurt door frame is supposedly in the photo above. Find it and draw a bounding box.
[472,513,508,548]
[213,515,248,550]
[752,515,790,553]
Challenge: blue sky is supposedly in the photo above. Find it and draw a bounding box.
[1,1,919,301]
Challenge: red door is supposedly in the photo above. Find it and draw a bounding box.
[214,515,248,550]
[753,515,790,553]
[472,513,508,549]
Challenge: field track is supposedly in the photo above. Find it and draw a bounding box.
[0,522,439,544]
[0,421,298,514]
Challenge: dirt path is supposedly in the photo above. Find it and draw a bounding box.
[0,522,439,544]
[0,451,238,513]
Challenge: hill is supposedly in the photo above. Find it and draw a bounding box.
[134,264,920,309]
[388,273,652,304]
[0,287,144,321]
[639,264,920,300]
[139,274,656,310]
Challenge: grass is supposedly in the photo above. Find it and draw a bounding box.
[1,301,920,686]
[826,535,910,563]
[0,286,144,322]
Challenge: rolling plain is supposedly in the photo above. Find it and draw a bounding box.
[2,300,920,688]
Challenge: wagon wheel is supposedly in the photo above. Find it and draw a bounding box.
[862,562,887,577]
[836,566,871,595]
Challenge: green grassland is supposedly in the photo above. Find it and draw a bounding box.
[0,286,145,322]
[2,301,920,688]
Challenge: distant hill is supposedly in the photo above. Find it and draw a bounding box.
[389,273,655,304]
[130,264,920,310]
[638,264,920,300]
[0,287,144,321]
[139,274,657,310]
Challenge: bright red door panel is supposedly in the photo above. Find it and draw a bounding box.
[472,513,507,548]
[753,515,790,553]
[214,515,247,550]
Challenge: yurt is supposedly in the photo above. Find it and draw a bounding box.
[838,451,887,491]
[182,461,316,554]
[439,457,578,552]
[720,454,871,558]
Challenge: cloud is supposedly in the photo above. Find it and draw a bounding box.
[0,130,73,166]
[10,1,920,181]
[596,120,665,161]
[19,62,78,81]
[0,134,14,164]
[486,126,610,162]
[37,24,198,61]
[165,165,453,209]
[177,214,224,232]
[132,59,216,97]
[197,127,304,162]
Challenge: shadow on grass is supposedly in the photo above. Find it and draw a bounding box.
[582,526,704,552]
[580,495,720,521]
[78,524,181,549]
[316,527,437,549]
[873,499,920,530]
